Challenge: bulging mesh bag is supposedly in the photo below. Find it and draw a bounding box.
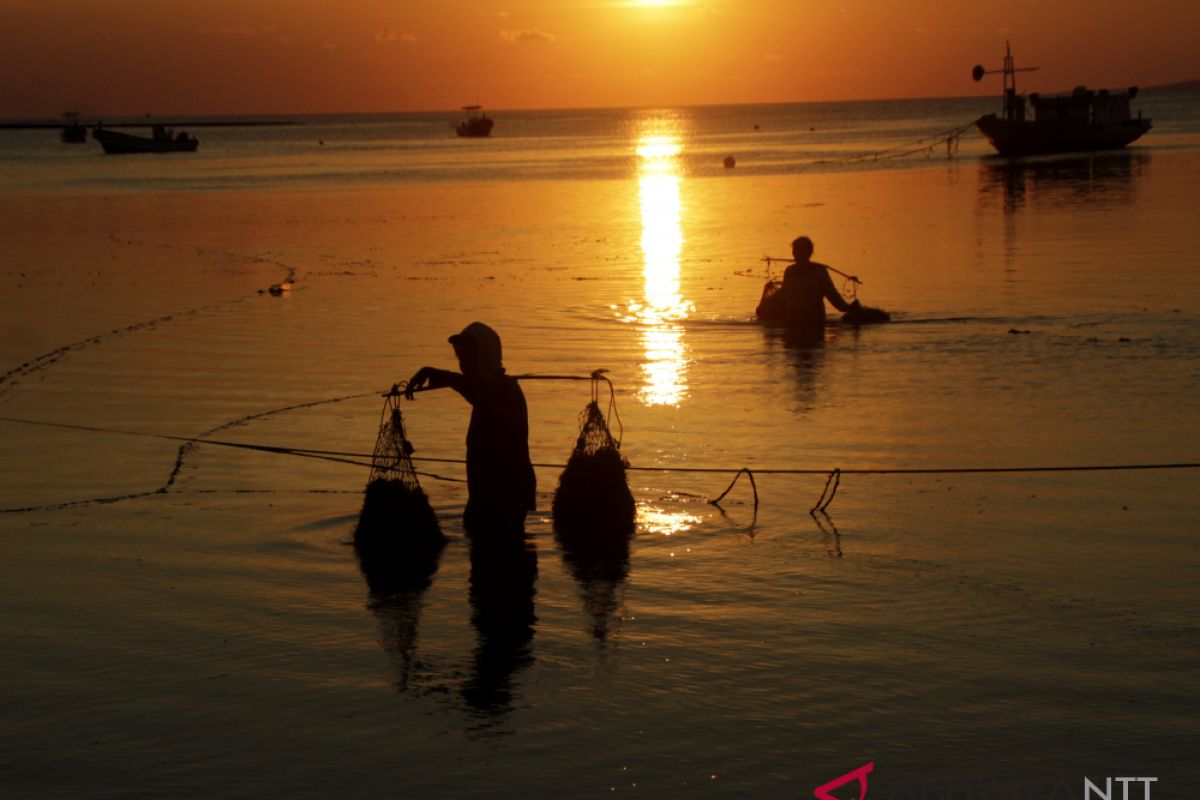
[355,388,443,556]
[552,397,636,540]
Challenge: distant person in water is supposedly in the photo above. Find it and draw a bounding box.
[406,322,536,534]
[782,236,857,341]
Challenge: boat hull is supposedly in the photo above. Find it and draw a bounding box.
[456,118,493,137]
[975,113,1151,157]
[92,128,199,154]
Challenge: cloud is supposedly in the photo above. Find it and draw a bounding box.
[375,29,418,44]
[198,24,259,36]
[811,67,867,78]
[499,29,555,43]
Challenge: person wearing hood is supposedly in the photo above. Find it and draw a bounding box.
[406,322,536,534]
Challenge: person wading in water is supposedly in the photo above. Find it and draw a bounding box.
[781,235,857,344]
[406,322,536,536]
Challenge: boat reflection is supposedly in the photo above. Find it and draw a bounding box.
[621,124,694,406]
[978,152,1147,213]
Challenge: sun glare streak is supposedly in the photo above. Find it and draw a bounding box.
[638,504,702,537]
[614,0,693,7]
[627,125,693,407]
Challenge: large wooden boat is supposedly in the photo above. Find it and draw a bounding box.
[92,125,199,154]
[455,105,494,137]
[972,43,1151,156]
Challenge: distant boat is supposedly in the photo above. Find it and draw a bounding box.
[61,112,87,143]
[92,124,199,154]
[972,43,1151,156]
[455,105,494,138]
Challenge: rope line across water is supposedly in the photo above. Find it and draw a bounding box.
[2,412,1197,516]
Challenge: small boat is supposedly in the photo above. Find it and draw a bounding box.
[61,112,88,143]
[972,43,1151,156]
[455,105,494,137]
[92,124,199,154]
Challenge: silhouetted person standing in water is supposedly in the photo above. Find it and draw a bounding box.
[782,236,856,344]
[406,322,536,535]
[406,322,539,716]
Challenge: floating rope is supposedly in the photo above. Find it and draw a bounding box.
[812,468,840,513]
[709,468,759,511]
[814,120,978,165]
[4,412,1197,482]
[2,405,1198,514]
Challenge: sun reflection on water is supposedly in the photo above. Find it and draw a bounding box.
[638,503,702,537]
[622,125,694,407]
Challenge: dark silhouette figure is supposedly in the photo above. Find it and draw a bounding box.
[781,236,855,345]
[406,322,536,533]
[462,528,538,716]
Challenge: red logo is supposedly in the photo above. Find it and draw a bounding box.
[814,762,875,800]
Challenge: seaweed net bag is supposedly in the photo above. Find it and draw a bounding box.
[755,279,784,322]
[356,388,442,551]
[552,398,636,539]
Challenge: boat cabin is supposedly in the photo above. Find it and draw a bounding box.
[1029,86,1140,126]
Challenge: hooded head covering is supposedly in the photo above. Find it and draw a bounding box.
[449,322,503,377]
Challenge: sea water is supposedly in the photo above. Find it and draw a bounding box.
[1,94,1198,797]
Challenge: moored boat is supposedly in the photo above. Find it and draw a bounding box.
[455,105,494,137]
[61,112,87,143]
[92,124,199,154]
[971,43,1151,156]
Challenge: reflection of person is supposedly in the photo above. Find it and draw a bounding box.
[406,322,536,533]
[782,236,856,341]
[463,535,538,715]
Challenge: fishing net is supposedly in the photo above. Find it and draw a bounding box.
[754,279,784,323]
[841,302,891,326]
[757,277,890,327]
[355,387,443,558]
[555,401,634,643]
[552,386,636,542]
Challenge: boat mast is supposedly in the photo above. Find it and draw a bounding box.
[1002,42,1017,120]
[973,41,1039,121]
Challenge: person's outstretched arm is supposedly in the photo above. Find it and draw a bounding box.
[405,366,465,398]
[820,268,855,312]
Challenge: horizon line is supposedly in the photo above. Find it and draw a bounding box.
[6,82,1195,125]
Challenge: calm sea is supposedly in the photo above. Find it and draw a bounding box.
[1,93,1199,798]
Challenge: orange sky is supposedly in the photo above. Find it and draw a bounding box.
[1,0,1196,117]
